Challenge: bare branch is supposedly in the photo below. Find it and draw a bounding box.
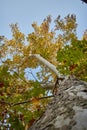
[29,54,62,77]
[0,100,11,107]
[81,0,87,4]
[0,95,54,107]
[11,95,54,107]
[10,69,29,84]
[27,69,39,81]
[41,82,55,90]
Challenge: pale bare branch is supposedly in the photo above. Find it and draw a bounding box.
[29,54,63,77]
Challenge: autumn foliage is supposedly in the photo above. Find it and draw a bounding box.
[0,14,87,129]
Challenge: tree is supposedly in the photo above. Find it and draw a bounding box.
[0,14,87,129]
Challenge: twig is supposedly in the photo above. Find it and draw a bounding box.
[0,100,11,107]
[11,95,54,107]
[10,69,29,84]
[27,69,38,81]
[0,95,54,107]
[41,82,55,90]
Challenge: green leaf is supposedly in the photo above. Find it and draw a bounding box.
[9,116,24,130]
[57,39,87,81]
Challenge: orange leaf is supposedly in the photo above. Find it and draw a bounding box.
[69,64,77,71]
[32,98,40,107]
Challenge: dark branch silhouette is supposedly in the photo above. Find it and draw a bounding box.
[81,0,87,4]
[0,95,54,107]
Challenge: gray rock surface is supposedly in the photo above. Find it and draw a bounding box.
[29,76,87,130]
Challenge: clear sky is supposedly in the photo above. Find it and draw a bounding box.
[0,0,87,39]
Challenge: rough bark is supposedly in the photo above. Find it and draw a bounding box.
[29,76,87,130]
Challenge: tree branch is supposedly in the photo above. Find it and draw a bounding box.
[11,95,54,107]
[41,82,55,90]
[0,96,54,107]
[0,100,11,107]
[29,54,63,78]
[81,0,87,4]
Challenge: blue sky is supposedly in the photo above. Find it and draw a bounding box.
[0,0,87,39]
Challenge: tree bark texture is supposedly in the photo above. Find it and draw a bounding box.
[29,76,87,130]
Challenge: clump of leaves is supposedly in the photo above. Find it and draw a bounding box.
[57,39,87,81]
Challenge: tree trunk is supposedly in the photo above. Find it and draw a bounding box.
[28,76,87,130]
